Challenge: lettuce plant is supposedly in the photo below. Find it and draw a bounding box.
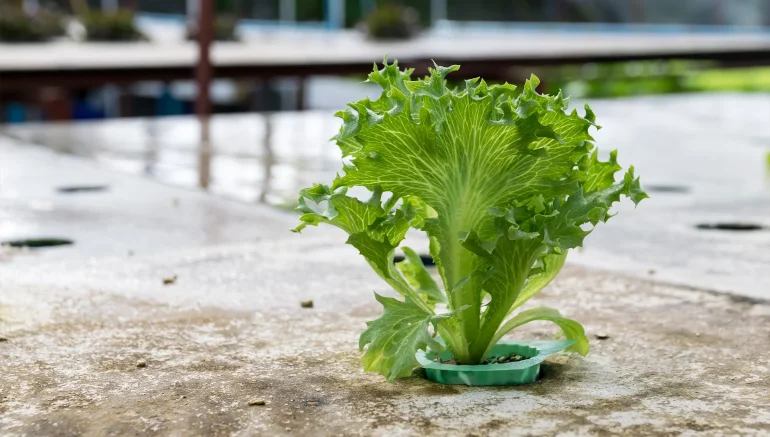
[294,59,647,381]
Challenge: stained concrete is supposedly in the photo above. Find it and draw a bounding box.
[1,123,770,435]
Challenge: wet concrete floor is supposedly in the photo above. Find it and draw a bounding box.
[3,93,770,297]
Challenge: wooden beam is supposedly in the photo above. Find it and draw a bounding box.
[4,46,770,91]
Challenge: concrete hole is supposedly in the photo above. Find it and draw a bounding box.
[645,184,690,194]
[695,223,765,231]
[57,185,109,193]
[393,253,435,266]
[2,238,74,248]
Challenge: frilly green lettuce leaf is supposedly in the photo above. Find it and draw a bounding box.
[483,306,590,360]
[296,58,646,379]
[511,252,568,313]
[396,247,447,305]
[359,294,442,381]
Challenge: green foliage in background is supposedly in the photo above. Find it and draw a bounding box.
[364,2,421,40]
[187,14,240,41]
[686,67,770,93]
[216,0,237,14]
[292,0,431,28]
[297,0,324,22]
[539,61,770,99]
[82,9,144,41]
[0,5,64,42]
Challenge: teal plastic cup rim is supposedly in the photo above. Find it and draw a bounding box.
[416,340,575,386]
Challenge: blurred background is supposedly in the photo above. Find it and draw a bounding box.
[3,1,770,123]
[2,0,770,202]
[2,0,769,294]
[0,0,769,205]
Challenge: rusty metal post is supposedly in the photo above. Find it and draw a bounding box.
[196,0,214,123]
[196,0,214,189]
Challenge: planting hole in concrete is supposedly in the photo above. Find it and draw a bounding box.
[393,253,435,266]
[645,184,690,194]
[57,185,109,193]
[696,223,764,231]
[2,238,74,248]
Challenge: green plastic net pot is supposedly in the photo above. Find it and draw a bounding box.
[416,340,575,386]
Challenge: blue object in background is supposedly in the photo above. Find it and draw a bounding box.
[325,0,344,30]
[73,99,104,120]
[5,103,26,123]
[156,85,184,116]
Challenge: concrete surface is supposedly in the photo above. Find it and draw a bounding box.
[5,93,770,297]
[7,94,770,206]
[0,137,291,258]
[2,236,770,436]
[1,131,770,436]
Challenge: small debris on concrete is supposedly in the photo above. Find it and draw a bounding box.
[127,250,134,256]
[163,275,178,286]
[57,185,108,193]
[595,333,611,340]
[648,269,656,275]
[136,360,147,368]
[0,337,8,342]
[172,198,180,208]
[300,300,314,308]
[248,399,267,406]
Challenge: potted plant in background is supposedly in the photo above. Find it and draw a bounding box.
[65,0,144,42]
[187,0,240,41]
[360,2,420,40]
[81,9,144,42]
[0,3,64,42]
[186,15,239,42]
[294,59,647,385]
